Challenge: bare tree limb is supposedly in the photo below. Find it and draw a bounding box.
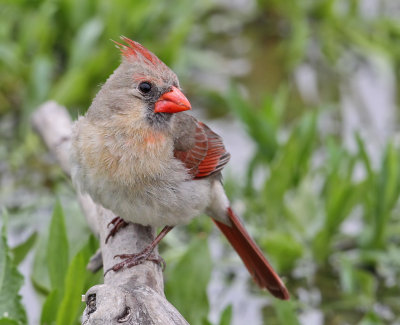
[32,101,189,325]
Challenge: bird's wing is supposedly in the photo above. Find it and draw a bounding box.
[173,113,230,179]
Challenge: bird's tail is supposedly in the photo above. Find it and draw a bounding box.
[212,207,290,300]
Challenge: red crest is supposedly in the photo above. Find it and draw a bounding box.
[112,36,162,66]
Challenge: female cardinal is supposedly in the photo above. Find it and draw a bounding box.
[70,36,289,300]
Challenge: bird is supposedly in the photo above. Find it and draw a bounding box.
[70,36,289,300]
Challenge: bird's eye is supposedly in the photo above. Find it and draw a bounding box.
[138,81,152,94]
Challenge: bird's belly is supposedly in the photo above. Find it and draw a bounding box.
[82,172,212,227]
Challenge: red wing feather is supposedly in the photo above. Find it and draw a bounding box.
[174,121,230,179]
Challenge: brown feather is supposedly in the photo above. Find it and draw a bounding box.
[213,208,290,300]
[173,118,230,179]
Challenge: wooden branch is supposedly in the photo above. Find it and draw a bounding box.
[32,101,188,325]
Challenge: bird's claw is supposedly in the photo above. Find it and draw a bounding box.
[104,249,166,277]
[105,217,128,244]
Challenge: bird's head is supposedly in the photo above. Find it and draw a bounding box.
[86,36,191,129]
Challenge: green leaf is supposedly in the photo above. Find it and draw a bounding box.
[29,55,53,105]
[56,236,97,325]
[273,299,300,325]
[40,289,60,325]
[359,311,384,325]
[69,18,104,68]
[165,236,212,325]
[218,305,232,325]
[40,236,98,325]
[372,142,400,248]
[263,113,317,218]
[262,233,303,272]
[201,319,212,325]
[227,84,279,162]
[31,234,51,295]
[355,133,373,180]
[11,232,37,266]
[338,256,376,302]
[312,229,330,263]
[0,318,20,325]
[0,212,27,324]
[47,201,69,292]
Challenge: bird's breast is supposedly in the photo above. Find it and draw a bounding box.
[102,128,173,184]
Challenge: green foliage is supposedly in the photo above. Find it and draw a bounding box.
[338,256,376,302]
[31,233,52,294]
[0,0,212,132]
[366,142,400,248]
[165,236,212,325]
[11,232,37,266]
[313,139,360,262]
[38,202,100,325]
[218,305,232,325]
[40,290,60,325]
[273,300,300,325]
[0,212,27,325]
[56,236,98,325]
[0,319,19,325]
[262,233,303,272]
[227,84,285,163]
[47,201,69,293]
[226,90,400,322]
[263,113,317,218]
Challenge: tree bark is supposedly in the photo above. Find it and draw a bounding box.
[32,101,189,325]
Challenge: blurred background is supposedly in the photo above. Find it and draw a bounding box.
[1,0,400,324]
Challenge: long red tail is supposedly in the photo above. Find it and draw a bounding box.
[212,208,290,300]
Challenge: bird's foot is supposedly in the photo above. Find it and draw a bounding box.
[104,225,173,277]
[104,247,166,277]
[105,217,128,244]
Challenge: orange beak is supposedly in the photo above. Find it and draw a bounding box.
[154,86,191,113]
